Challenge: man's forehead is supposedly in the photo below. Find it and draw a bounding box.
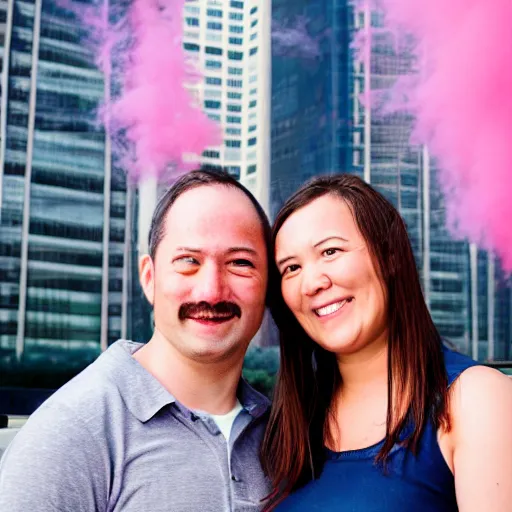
[167,184,260,221]
[161,184,266,248]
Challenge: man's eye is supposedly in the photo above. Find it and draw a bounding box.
[231,259,255,268]
[175,256,199,265]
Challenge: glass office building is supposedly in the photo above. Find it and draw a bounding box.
[270,1,512,360]
[0,0,142,389]
[270,0,353,219]
[183,0,271,213]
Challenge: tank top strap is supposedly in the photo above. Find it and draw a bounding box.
[442,343,480,387]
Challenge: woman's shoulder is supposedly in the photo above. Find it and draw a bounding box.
[448,360,512,435]
[451,363,512,403]
[442,345,512,440]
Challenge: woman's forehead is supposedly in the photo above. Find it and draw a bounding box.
[277,196,355,239]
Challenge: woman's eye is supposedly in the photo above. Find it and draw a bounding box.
[322,248,341,257]
[283,264,300,276]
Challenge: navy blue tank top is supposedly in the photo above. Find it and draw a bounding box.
[276,346,478,511]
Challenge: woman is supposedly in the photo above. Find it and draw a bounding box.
[262,174,512,511]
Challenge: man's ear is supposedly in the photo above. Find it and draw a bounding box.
[139,254,155,306]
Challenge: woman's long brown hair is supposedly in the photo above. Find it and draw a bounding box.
[262,174,449,509]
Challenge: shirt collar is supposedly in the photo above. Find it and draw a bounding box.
[237,378,271,419]
[104,340,271,423]
[103,340,176,423]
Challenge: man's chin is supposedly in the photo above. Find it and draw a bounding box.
[187,339,243,364]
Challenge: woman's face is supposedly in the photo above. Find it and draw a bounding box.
[275,194,388,358]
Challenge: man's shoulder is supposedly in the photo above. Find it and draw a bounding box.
[0,345,136,510]
[25,340,139,430]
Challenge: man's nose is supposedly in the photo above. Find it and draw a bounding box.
[301,264,332,297]
[191,262,227,304]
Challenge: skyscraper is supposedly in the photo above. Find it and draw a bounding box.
[270,1,512,361]
[0,0,138,387]
[182,0,271,213]
[270,0,353,219]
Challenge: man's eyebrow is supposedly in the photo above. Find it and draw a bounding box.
[226,247,258,256]
[175,247,202,253]
[175,247,258,255]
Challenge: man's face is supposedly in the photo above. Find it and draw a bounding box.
[141,184,268,364]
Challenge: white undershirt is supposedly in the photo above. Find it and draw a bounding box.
[209,399,243,442]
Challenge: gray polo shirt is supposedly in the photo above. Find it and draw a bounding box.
[0,340,271,511]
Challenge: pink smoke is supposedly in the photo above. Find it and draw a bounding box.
[61,0,221,180]
[355,0,512,270]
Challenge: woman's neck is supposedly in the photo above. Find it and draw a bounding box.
[327,337,390,451]
[336,335,389,400]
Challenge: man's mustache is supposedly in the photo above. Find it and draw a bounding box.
[178,301,242,321]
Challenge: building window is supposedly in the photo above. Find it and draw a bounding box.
[227,79,243,88]
[249,47,258,56]
[249,100,257,108]
[250,33,257,41]
[207,8,222,17]
[206,77,222,86]
[226,116,241,124]
[205,89,222,99]
[204,100,221,109]
[230,1,243,8]
[207,21,222,30]
[227,104,242,112]
[226,140,241,148]
[202,164,223,174]
[248,137,257,146]
[186,17,199,27]
[249,74,257,83]
[250,88,257,95]
[208,113,221,122]
[228,51,243,60]
[206,32,222,42]
[203,150,220,158]
[227,166,241,179]
[225,150,241,162]
[185,5,200,14]
[226,127,241,136]
[205,60,222,70]
[229,12,243,21]
[251,19,258,28]
[205,46,223,55]
[248,125,256,132]
[228,67,243,75]
[229,37,243,45]
[250,6,258,14]
[183,42,200,52]
[227,91,242,99]
[184,31,199,40]
[247,164,257,174]
[229,25,243,33]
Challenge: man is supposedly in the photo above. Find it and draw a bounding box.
[0,169,273,511]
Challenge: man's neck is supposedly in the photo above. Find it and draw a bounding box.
[133,331,245,415]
